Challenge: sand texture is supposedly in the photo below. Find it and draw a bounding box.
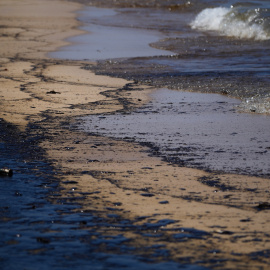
[0,0,270,269]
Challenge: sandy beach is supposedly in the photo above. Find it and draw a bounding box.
[1,0,270,269]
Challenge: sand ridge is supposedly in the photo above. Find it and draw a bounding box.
[1,0,270,269]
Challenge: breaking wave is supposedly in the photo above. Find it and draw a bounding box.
[190,6,270,40]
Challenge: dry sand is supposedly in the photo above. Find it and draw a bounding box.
[1,0,270,268]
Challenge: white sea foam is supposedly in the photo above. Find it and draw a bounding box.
[190,7,270,40]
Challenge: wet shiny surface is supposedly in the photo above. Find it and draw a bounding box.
[68,1,270,108]
[49,7,174,61]
[2,0,270,268]
[80,89,270,177]
[0,121,209,270]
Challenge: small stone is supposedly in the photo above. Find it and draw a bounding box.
[221,90,228,95]
[14,191,22,197]
[0,168,13,177]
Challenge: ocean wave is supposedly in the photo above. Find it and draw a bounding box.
[190,6,270,40]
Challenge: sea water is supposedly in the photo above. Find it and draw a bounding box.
[80,89,270,177]
[56,0,270,177]
[3,1,269,269]
[49,7,174,60]
[1,123,206,269]
[190,3,270,40]
[65,0,270,113]
[50,0,270,171]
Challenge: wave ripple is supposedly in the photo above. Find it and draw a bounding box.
[190,6,270,40]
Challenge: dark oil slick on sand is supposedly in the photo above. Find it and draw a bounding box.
[80,89,270,177]
[65,0,270,177]
[1,0,270,269]
[0,120,208,270]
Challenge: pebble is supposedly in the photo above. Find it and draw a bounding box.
[0,168,13,177]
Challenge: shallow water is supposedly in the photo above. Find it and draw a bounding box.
[67,0,270,112]
[3,0,269,268]
[54,1,270,111]
[49,7,174,60]
[80,89,270,177]
[51,0,270,176]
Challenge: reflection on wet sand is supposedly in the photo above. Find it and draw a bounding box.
[1,0,270,269]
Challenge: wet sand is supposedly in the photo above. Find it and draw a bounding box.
[80,89,270,177]
[49,6,174,61]
[1,0,270,269]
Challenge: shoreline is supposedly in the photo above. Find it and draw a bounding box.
[79,87,270,178]
[1,0,270,269]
